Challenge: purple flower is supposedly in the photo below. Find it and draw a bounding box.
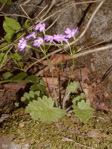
[26,32,36,39]
[44,35,54,43]
[65,27,78,38]
[18,38,27,51]
[33,37,44,47]
[35,23,45,32]
[53,34,68,43]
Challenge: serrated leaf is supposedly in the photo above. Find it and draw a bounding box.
[2,72,13,79]
[29,91,35,98]
[26,96,66,123]
[10,52,22,61]
[4,32,14,42]
[25,75,39,83]
[11,72,27,82]
[66,81,80,93]
[72,93,87,104]
[3,21,15,33]
[15,102,19,107]
[25,19,30,29]
[34,91,40,96]
[5,16,21,31]
[24,92,29,99]
[21,90,40,104]
[21,97,26,102]
[72,100,94,123]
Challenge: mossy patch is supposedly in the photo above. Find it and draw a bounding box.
[0,108,112,148]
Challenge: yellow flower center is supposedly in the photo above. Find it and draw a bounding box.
[39,39,42,43]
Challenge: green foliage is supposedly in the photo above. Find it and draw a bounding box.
[25,75,40,84]
[0,73,47,94]
[0,0,12,4]
[5,16,21,31]
[3,16,21,42]
[26,96,66,123]
[72,93,87,104]
[15,102,19,107]
[29,77,49,96]
[11,72,27,82]
[0,52,8,66]
[25,19,30,29]
[2,72,13,79]
[10,52,23,67]
[72,100,94,123]
[0,17,24,67]
[0,43,9,52]
[77,48,82,53]
[65,81,93,123]
[10,53,22,61]
[21,90,40,104]
[4,32,14,42]
[3,21,14,33]
[66,81,80,93]
[0,72,27,83]
[30,83,48,96]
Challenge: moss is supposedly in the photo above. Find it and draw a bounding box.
[0,108,112,148]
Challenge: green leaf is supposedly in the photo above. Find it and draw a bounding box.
[66,81,80,93]
[18,62,24,68]
[2,72,13,79]
[0,0,12,4]
[34,91,40,96]
[77,48,82,53]
[30,84,49,97]
[29,91,35,98]
[11,72,27,82]
[0,53,8,66]
[10,52,22,61]
[15,33,24,44]
[37,84,49,96]
[25,75,39,83]
[15,102,19,107]
[0,43,9,51]
[39,78,46,86]
[25,19,30,29]
[72,100,94,123]
[21,97,26,102]
[30,84,38,91]
[5,16,21,31]
[4,32,14,42]
[26,96,66,123]
[21,90,40,104]
[3,21,15,33]
[0,53,5,63]
[72,93,87,104]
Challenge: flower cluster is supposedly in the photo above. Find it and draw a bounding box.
[18,22,78,51]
